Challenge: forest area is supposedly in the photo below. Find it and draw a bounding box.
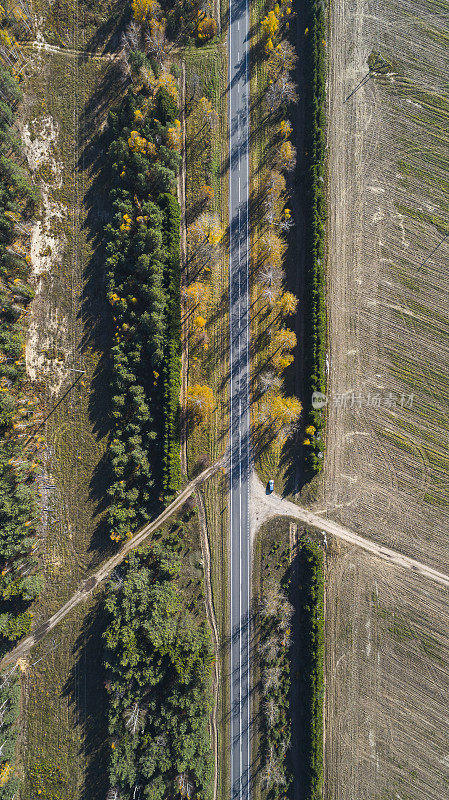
[0,0,223,793]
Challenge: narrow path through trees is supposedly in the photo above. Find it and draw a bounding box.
[0,460,224,670]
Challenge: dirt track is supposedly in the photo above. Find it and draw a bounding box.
[250,473,449,589]
[0,461,222,670]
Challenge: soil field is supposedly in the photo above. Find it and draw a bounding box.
[322,0,449,797]
[323,0,449,569]
[325,541,449,800]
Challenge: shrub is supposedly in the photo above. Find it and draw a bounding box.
[302,0,327,477]
[197,17,217,42]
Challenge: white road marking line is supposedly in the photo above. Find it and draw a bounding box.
[228,0,234,790]
[244,0,250,784]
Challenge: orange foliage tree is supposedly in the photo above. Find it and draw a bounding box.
[197,16,217,42]
[276,291,298,316]
[268,395,302,426]
[187,385,215,420]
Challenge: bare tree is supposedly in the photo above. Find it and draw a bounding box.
[258,264,282,289]
[262,665,282,692]
[259,582,283,617]
[121,21,141,53]
[125,702,145,735]
[263,697,279,726]
[145,22,168,66]
[260,284,278,306]
[279,210,294,232]
[259,634,279,663]
[260,747,286,789]
[266,70,298,111]
[269,39,297,74]
[259,370,281,395]
[278,596,294,630]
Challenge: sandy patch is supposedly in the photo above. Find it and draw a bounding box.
[21,112,69,394]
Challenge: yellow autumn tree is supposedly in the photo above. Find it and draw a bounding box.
[194,315,206,329]
[185,282,210,308]
[197,16,217,41]
[166,119,181,150]
[273,352,294,372]
[273,328,297,352]
[148,69,178,102]
[276,291,298,316]
[0,763,11,786]
[199,96,213,117]
[187,385,215,420]
[279,140,296,171]
[261,10,279,39]
[257,231,286,269]
[279,119,292,139]
[132,0,154,23]
[184,282,210,309]
[199,96,219,131]
[191,213,223,249]
[269,395,302,425]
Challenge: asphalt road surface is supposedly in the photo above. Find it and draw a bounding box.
[228,0,251,796]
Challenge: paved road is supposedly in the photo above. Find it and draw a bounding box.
[228,0,251,796]
[0,461,223,671]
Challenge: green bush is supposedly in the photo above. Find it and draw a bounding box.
[296,541,324,800]
[302,0,327,477]
[104,84,182,541]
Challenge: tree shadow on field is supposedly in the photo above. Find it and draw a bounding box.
[76,57,129,566]
[63,600,110,800]
[82,0,130,55]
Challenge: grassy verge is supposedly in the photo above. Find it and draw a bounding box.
[183,43,230,800]
[184,44,228,473]
[253,517,324,800]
